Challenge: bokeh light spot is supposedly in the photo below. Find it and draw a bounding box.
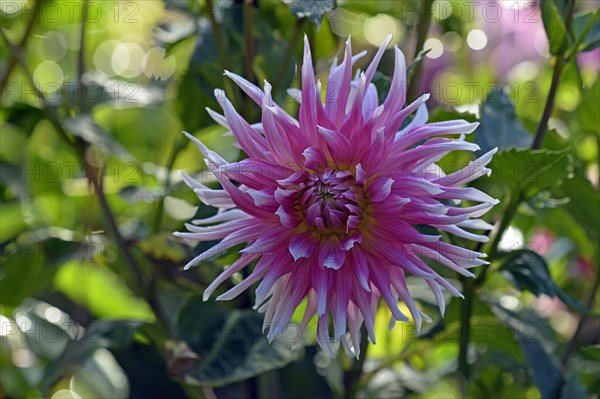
[425,38,444,59]
[364,14,400,47]
[467,29,488,51]
[37,31,68,62]
[33,61,64,93]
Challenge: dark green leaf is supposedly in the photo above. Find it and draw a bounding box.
[572,9,600,52]
[490,303,564,399]
[175,5,243,132]
[488,148,571,198]
[41,319,141,393]
[283,0,337,26]
[475,88,532,154]
[175,295,300,387]
[0,235,82,307]
[541,0,570,55]
[520,338,564,399]
[371,71,391,104]
[499,250,594,315]
[406,48,431,84]
[428,108,477,124]
[560,374,588,399]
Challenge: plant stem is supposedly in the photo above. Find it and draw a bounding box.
[0,0,41,96]
[77,0,89,113]
[457,276,475,380]
[532,0,576,149]
[274,18,307,86]
[476,193,521,286]
[204,0,239,108]
[407,0,434,103]
[243,0,255,118]
[343,331,369,399]
[561,267,600,365]
[152,136,189,234]
[205,0,231,71]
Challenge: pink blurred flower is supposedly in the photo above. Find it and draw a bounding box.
[176,36,498,356]
[530,229,554,255]
[571,256,595,279]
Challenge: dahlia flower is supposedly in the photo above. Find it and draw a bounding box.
[176,35,498,356]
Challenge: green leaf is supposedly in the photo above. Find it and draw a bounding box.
[54,261,155,321]
[572,9,600,52]
[175,295,300,387]
[406,48,431,84]
[577,78,600,137]
[283,0,337,26]
[475,88,532,154]
[428,108,477,124]
[579,345,600,361]
[541,0,570,55]
[488,148,571,199]
[499,250,594,315]
[553,174,600,243]
[371,71,391,104]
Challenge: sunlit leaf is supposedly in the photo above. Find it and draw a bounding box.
[541,0,570,55]
[54,261,155,321]
[488,148,571,199]
[553,173,600,243]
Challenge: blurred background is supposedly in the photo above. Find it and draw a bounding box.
[1,0,599,398]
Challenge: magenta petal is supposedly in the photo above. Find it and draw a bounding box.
[289,232,318,261]
[303,147,327,170]
[275,205,300,228]
[367,177,394,202]
[318,240,346,269]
